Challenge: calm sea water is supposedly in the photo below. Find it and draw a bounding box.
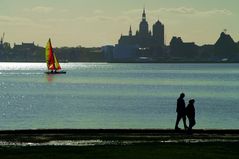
[0,63,238,130]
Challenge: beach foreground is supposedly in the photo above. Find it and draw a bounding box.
[0,129,239,159]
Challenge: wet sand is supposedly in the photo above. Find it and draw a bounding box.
[0,129,239,145]
[0,129,238,159]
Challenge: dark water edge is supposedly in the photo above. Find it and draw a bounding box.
[1,128,239,135]
[1,60,239,63]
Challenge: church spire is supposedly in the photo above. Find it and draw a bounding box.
[142,8,146,21]
[129,25,132,36]
[139,7,149,36]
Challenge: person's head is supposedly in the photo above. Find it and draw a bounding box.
[180,93,185,98]
[189,99,195,104]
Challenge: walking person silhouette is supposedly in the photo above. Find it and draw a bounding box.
[186,99,196,134]
[175,93,188,130]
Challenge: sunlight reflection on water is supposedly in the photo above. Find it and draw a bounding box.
[0,62,110,71]
[0,63,239,129]
[0,63,45,70]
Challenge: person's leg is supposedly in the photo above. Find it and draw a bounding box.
[191,119,196,128]
[187,119,194,134]
[175,114,181,129]
[183,116,188,129]
[175,114,182,130]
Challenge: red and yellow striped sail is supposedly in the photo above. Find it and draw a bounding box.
[45,39,61,70]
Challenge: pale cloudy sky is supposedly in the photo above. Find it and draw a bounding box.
[0,0,238,47]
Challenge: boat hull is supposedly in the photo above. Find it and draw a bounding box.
[45,71,66,74]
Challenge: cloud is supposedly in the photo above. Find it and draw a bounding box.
[201,9,232,16]
[93,10,104,14]
[123,9,143,15]
[157,7,197,14]
[75,15,131,23]
[124,7,232,16]
[157,7,232,16]
[24,6,54,14]
[0,15,31,24]
[0,15,50,29]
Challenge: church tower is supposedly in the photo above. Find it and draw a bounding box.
[153,20,165,46]
[139,8,149,36]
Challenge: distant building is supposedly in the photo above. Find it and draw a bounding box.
[0,44,3,51]
[114,8,165,61]
[10,42,44,62]
[113,44,139,61]
[198,44,215,61]
[169,36,198,59]
[102,45,114,61]
[119,8,164,48]
[214,32,239,61]
[13,42,36,50]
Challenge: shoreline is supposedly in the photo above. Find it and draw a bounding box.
[1,128,239,134]
[0,61,239,64]
[0,129,238,145]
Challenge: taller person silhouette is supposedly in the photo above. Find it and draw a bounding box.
[175,93,188,130]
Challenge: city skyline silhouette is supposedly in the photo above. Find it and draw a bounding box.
[0,0,238,47]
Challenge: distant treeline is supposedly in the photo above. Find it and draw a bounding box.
[0,43,104,62]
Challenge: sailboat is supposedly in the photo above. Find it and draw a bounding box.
[45,39,66,74]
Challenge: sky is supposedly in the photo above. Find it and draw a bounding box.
[0,0,238,47]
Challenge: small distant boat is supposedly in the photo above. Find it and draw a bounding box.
[45,39,66,74]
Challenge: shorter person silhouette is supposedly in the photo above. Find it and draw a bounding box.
[186,99,196,134]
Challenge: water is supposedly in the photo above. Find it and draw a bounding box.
[0,63,238,130]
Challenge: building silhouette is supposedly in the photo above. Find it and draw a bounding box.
[109,8,165,61]
[169,36,198,59]
[13,42,37,50]
[119,8,165,48]
[214,32,239,60]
